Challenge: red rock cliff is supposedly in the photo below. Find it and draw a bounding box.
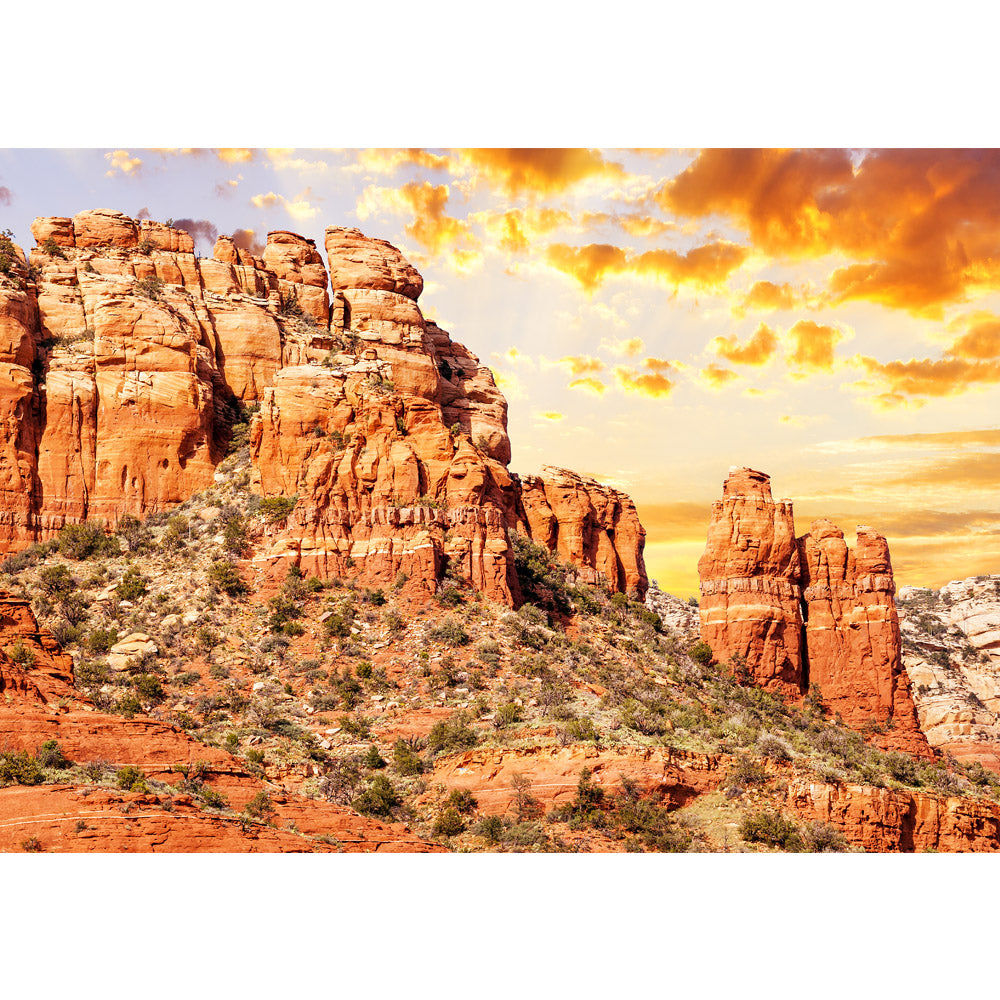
[698,468,930,756]
[0,213,647,606]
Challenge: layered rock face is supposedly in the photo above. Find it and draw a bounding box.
[0,211,645,605]
[798,519,926,753]
[507,466,648,597]
[899,576,1000,769]
[697,467,804,695]
[698,468,929,755]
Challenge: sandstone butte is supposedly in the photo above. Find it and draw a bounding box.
[698,466,931,758]
[0,210,646,606]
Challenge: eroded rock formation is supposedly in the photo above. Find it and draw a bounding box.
[698,467,930,756]
[0,211,645,606]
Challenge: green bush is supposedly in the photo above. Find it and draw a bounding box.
[446,788,478,814]
[352,774,401,817]
[35,740,69,769]
[133,673,165,705]
[428,616,470,647]
[258,495,299,524]
[493,703,523,729]
[739,810,802,850]
[392,739,425,776]
[115,514,148,553]
[509,532,571,613]
[57,521,118,560]
[474,815,505,843]
[364,745,387,770]
[116,569,147,601]
[39,564,74,597]
[115,765,148,793]
[134,275,165,300]
[0,751,45,785]
[8,639,35,668]
[433,808,465,837]
[427,712,479,755]
[688,641,714,666]
[244,791,276,822]
[208,561,248,597]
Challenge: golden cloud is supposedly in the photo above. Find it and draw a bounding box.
[854,355,1000,400]
[699,364,740,390]
[455,148,625,197]
[568,377,607,395]
[545,240,747,292]
[854,428,1000,450]
[787,320,844,373]
[946,313,1000,360]
[266,149,329,172]
[251,190,320,221]
[471,206,571,253]
[105,150,142,177]
[217,148,255,164]
[557,355,605,376]
[354,149,452,175]
[741,280,796,312]
[614,365,675,398]
[540,411,565,421]
[710,322,778,366]
[659,148,1000,315]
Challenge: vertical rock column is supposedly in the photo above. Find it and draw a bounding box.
[799,520,930,756]
[697,467,805,696]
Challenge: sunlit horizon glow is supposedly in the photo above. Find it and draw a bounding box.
[1,147,998,597]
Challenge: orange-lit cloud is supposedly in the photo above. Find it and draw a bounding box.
[658,148,1000,315]
[614,363,676,398]
[741,280,797,312]
[557,355,605,376]
[354,148,452,175]
[855,428,1000,450]
[854,355,1000,401]
[568,377,607,395]
[266,149,329,172]
[356,181,477,260]
[709,322,778,366]
[699,364,740,390]
[217,148,254,164]
[471,206,571,253]
[787,320,844,373]
[455,148,626,197]
[540,411,565,421]
[232,228,264,255]
[545,240,747,292]
[105,150,142,177]
[946,313,1000,360]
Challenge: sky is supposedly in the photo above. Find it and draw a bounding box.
[2,146,998,597]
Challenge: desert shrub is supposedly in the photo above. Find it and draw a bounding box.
[509,532,571,613]
[0,229,19,275]
[42,235,66,258]
[351,774,401,817]
[35,740,69,769]
[428,616,470,647]
[339,713,372,739]
[39,564,74,597]
[723,756,770,795]
[446,788,478,814]
[21,836,43,852]
[688,641,714,666]
[57,521,118,560]
[134,275,164,300]
[8,639,35,667]
[476,639,501,668]
[614,796,693,853]
[427,712,479,755]
[561,716,600,743]
[208,561,248,597]
[392,739,425,776]
[433,808,465,837]
[436,585,463,608]
[739,810,802,850]
[116,569,147,601]
[883,751,920,786]
[619,699,667,736]
[221,512,249,556]
[363,745,387,770]
[244,791,276,822]
[802,821,849,853]
[115,514,148,552]
[115,765,148,793]
[493,702,523,729]
[258,495,299,524]
[319,757,363,804]
[133,673,165,705]
[474,815,505,843]
[0,751,45,785]
[756,733,794,762]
